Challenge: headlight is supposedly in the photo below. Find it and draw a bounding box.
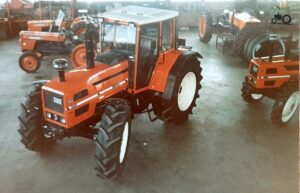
[59,118,66,124]
[73,35,79,40]
[46,112,52,119]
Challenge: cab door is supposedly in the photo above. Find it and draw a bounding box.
[136,23,160,89]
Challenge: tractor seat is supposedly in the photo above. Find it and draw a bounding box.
[289,48,299,60]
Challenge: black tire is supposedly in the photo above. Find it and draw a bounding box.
[95,98,131,180]
[241,77,264,103]
[234,24,265,59]
[153,58,202,123]
[271,18,277,24]
[244,33,286,62]
[271,80,299,124]
[282,14,291,24]
[18,87,55,152]
[198,13,213,43]
[19,51,41,73]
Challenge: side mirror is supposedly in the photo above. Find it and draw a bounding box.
[177,38,186,47]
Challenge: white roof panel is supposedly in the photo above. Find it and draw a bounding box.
[101,6,179,25]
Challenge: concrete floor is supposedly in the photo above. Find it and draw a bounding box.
[0,30,298,193]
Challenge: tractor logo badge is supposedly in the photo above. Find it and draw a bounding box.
[272,6,292,24]
[53,97,62,105]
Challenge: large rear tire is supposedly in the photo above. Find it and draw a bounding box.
[234,24,265,59]
[95,98,131,180]
[18,87,55,152]
[198,13,213,43]
[271,81,299,124]
[153,58,202,124]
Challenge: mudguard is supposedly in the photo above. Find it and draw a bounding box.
[162,50,202,101]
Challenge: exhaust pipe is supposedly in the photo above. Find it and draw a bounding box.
[85,23,95,69]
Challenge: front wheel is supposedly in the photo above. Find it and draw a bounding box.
[19,52,41,73]
[271,81,299,124]
[95,98,131,180]
[18,87,55,152]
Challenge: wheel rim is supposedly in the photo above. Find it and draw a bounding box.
[177,72,197,111]
[119,122,129,164]
[22,56,38,71]
[72,45,87,67]
[281,91,300,122]
[251,94,263,100]
[199,16,206,37]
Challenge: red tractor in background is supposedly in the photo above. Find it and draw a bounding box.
[18,6,203,180]
[18,10,98,72]
[198,1,287,62]
[241,34,299,124]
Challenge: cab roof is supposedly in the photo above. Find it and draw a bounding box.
[101,6,179,25]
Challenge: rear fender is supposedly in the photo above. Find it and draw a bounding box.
[162,50,202,101]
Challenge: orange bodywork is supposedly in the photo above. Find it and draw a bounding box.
[41,17,187,129]
[27,20,67,31]
[42,61,129,128]
[247,55,299,89]
[229,13,261,30]
[19,31,65,51]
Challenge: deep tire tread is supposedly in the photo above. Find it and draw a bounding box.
[95,98,131,180]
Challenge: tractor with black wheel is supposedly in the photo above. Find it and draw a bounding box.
[198,1,286,62]
[18,6,203,180]
[241,34,299,124]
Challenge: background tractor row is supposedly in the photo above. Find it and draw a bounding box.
[197,0,295,62]
[18,9,98,73]
[18,6,203,180]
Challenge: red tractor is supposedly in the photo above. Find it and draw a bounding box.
[18,6,203,179]
[19,10,98,72]
[241,34,299,124]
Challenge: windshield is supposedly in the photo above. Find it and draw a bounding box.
[101,23,136,58]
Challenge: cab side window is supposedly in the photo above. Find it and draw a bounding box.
[162,19,172,51]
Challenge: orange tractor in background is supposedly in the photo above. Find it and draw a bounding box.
[198,6,286,62]
[18,6,203,179]
[19,10,99,72]
[241,34,299,124]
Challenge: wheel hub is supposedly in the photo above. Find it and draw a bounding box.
[177,72,197,111]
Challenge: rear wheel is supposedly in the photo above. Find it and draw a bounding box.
[271,81,299,124]
[241,77,264,103]
[282,15,291,24]
[71,44,87,68]
[19,52,41,73]
[154,58,202,124]
[198,13,213,43]
[95,98,131,180]
[18,87,55,152]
